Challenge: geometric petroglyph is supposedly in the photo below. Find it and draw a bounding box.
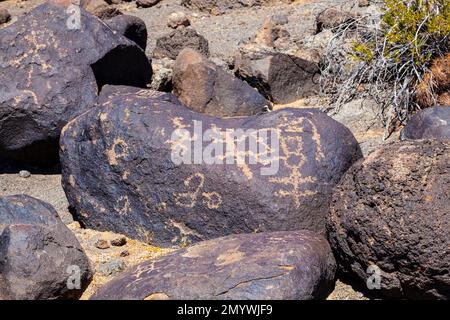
[173,173,222,209]
[269,115,324,208]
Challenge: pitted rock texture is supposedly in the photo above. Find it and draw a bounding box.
[327,140,450,299]
[401,106,450,141]
[91,231,336,300]
[0,195,93,300]
[60,87,362,246]
[173,48,270,117]
[0,3,151,165]
[105,14,148,50]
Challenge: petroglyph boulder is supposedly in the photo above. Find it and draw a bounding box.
[91,231,336,300]
[0,3,151,165]
[327,140,450,299]
[0,195,93,300]
[60,88,362,246]
[401,106,450,141]
[173,49,270,117]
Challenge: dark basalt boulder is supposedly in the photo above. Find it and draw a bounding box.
[400,106,450,141]
[104,14,148,51]
[327,140,450,299]
[234,50,320,104]
[172,48,270,117]
[0,9,11,25]
[316,8,354,33]
[60,88,362,246]
[91,231,336,300]
[153,27,210,60]
[0,3,151,165]
[0,195,93,300]
[136,0,162,8]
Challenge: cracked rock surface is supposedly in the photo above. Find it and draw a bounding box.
[91,230,336,300]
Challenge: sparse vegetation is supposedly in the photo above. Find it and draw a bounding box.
[320,0,449,137]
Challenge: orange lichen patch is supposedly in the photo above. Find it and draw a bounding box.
[415,54,450,108]
[144,292,170,300]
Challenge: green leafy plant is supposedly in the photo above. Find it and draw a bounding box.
[321,0,449,135]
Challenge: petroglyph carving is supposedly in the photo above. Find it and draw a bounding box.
[269,116,323,207]
[174,173,223,209]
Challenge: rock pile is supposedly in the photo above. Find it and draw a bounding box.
[1,0,448,301]
[0,3,151,165]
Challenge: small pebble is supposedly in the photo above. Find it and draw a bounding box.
[358,0,370,7]
[120,250,130,257]
[167,11,190,29]
[19,170,31,178]
[94,239,110,249]
[111,236,127,247]
[98,259,126,276]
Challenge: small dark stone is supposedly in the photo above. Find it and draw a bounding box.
[136,0,161,8]
[234,51,320,104]
[98,259,126,276]
[120,250,130,257]
[94,239,110,250]
[111,236,127,246]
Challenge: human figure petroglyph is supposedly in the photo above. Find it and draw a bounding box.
[269,116,323,207]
